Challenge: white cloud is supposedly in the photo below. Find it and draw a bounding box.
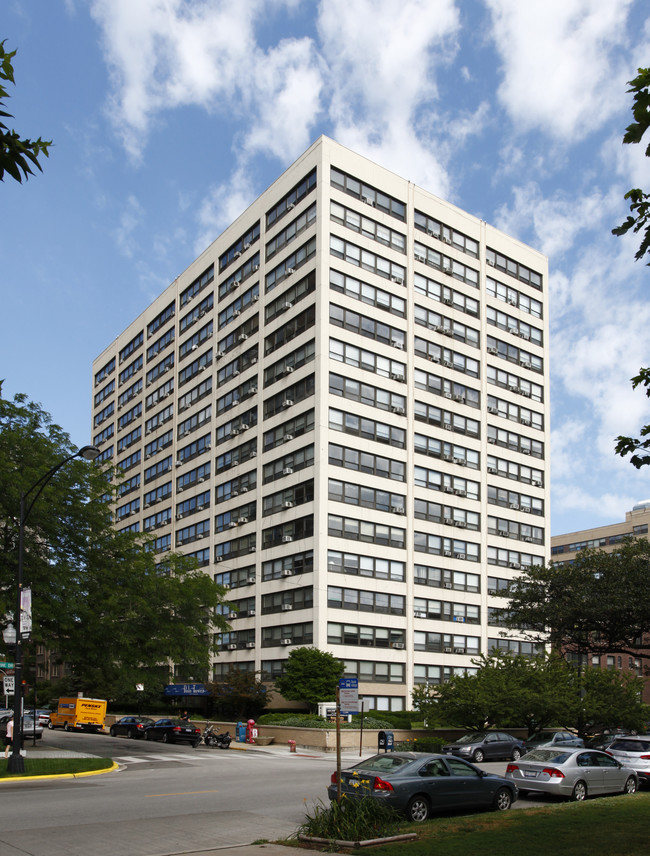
[195,165,258,255]
[485,0,635,142]
[115,194,143,257]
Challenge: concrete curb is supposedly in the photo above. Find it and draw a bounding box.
[0,760,120,783]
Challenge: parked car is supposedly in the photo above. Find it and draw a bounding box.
[506,747,638,801]
[442,731,525,763]
[110,716,155,739]
[25,709,53,728]
[523,730,584,751]
[328,752,518,822]
[0,712,44,740]
[606,735,650,786]
[144,718,201,746]
[586,731,630,751]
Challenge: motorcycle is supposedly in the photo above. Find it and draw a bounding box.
[203,724,231,749]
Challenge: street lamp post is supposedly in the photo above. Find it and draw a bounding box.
[6,445,100,773]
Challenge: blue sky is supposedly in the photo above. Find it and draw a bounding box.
[1,0,649,536]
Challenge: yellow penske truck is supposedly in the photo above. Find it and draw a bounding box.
[47,697,107,732]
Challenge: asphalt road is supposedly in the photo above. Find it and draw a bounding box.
[0,729,552,856]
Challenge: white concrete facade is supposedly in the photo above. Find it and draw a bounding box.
[92,136,549,710]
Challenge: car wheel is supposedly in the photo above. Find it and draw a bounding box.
[624,776,637,795]
[406,795,430,823]
[511,748,522,761]
[571,780,587,801]
[493,787,512,811]
[473,749,485,763]
[47,721,54,730]
[146,731,153,741]
[110,727,116,737]
[63,722,70,732]
[161,733,169,743]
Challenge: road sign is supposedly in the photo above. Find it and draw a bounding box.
[339,677,358,713]
[0,661,14,669]
[3,675,15,693]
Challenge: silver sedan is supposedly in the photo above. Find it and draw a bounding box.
[505,748,638,801]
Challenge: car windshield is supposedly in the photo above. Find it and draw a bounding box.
[610,739,650,752]
[455,733,485,744]
[522,749,573,763]
[352,755,411,772]
[527,733,556,744]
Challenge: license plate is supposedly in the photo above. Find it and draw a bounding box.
[524,770,538,778]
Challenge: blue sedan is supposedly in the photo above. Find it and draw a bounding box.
[328,752,518,822]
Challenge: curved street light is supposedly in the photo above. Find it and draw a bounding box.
[6,445,100,773]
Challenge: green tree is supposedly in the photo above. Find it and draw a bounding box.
[0,390,228,701]
[612,69,650,466]
[412,652,574,735]
[0,41,51,183]
[207,668,271,720]
[273,647,344,713]
[568,667,649,738]
[504,539,650,661]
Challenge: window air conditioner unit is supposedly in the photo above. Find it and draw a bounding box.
[241,485,249,492]
[414,611,426,619]
[287,201,295,210]
[442,296,453,305]
[415,254,425,263]
[228,643,237,650]
[487,588,497,596]
[281,302,293,311]
[488,406,499,414]
[486,259,495,267]
[444,581,453,588]
[522,506,531,513]
[231,489,239,497]
[390,372,404,381]
[498,529,508,537]
[532,479,542,487]
[444,392,453,399]
[233,309,241,317]
[521,360,531,369]
[252,264,259,271]
[229,611,238,619]
[454,552,466,559]
[244,242,251,250]
[239,333,248,341]
[284,433,294,441]
[283,467,294,475]
[508,383,518,392]
[444,646,452,653]
[362,195,374,205]
[247,577,256,584]
[391,506,405,514]
[216,556,223,562]
[521,418,531,426]
[391,275,404,285]
[392,340,404,350]
[281,569,293,577]
[391,405,405,415]
[443,360,453,368]
[285,366,294,374]
[429,354,441,363]
[393,642,405,649]
[229,521,238,529]
[454,647,466,654]
[281,604,293,611]
[281,638,292,645]
[455,522,467,530]
[443,263,452,274]
[248,545,256,552]
[443,328,453,337]
[443,517,453,525]
[252,294,259,302]
[241,423,250,431]
[232,428,241,436]
[442,235,452,245]
[443,549,452,557]
[286,267,295,275]
[246,642,255,648]
[509,561,521,569]
[442,452,453,461]
[453,395,464,403]
[510,503,520,510]
[487,437,497,444]
[283,399,294,408]
[234,251,242,258]
[444,423,454,430]
[239,517,249,525]
[523,536,533,542]
[283,500,294,509]
[521,389,531,397]
[176,460,183,467]
[487,466,497,474]
[282,535,293,543]
[455,488,467,497]
[443,485,454,493]
[488,347,498,355]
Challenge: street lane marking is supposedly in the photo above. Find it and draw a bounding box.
[145,790,220,797]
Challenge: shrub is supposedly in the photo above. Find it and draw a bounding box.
[394,736,447,753]
[298,796,401,842]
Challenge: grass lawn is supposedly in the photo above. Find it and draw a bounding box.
[0,757,114,779]
[341,792,650,856]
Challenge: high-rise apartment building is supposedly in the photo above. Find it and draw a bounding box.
[92,136,549,711]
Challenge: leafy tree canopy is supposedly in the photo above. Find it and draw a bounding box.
[504,538,650,660]
[0,389,228,701]
[273,647,344,712]
[412,652,649,738]
[0,41,51,183]
[612,69,650,466]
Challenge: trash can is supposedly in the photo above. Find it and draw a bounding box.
[236,721,247,743]
[378,730,394,752]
